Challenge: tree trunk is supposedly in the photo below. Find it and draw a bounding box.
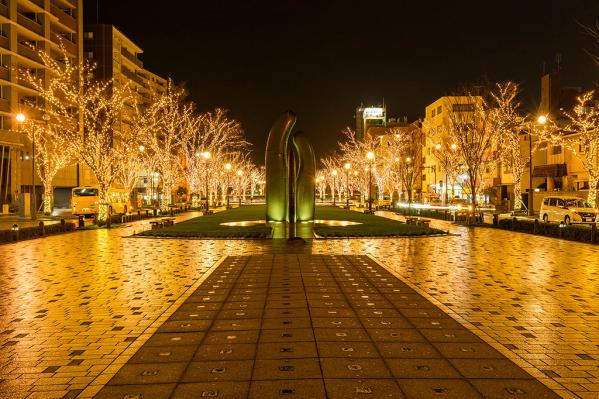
[160,185,172,212]
[513,176,522,211]
[97,183,110,225]
[588,174,598,208]
[43,183,53,215]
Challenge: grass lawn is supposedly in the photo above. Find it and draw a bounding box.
[138,205,270,238]
[313,206,444,237]
[137,204,444,238]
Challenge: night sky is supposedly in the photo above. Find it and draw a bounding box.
[87,0,599,163]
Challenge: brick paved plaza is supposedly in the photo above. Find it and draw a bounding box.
[0,214,598,398]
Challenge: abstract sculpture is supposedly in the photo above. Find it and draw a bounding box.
[265,111,316,222]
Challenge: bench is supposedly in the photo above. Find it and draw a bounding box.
[162,217,175,227]
[405,217,419,225]
[416,219,430,228]
[149,220,163,229]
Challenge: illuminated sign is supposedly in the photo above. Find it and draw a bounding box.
[363,107,384,118]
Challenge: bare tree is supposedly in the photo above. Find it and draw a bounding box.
[446,86,503,214]
[16,119,74,214]
[20,45,131,223]
[541,92,599,207]
[386,123,424,205]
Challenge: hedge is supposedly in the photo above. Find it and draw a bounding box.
[497,217,597,243]
[0,221,76,244]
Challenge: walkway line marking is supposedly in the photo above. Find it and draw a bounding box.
[366,253,570,399]
[77,254,229,399]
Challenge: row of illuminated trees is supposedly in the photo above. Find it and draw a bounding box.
[320,81,599,211]
[14,44,264,223]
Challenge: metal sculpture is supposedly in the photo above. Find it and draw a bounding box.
[265,111,316,222]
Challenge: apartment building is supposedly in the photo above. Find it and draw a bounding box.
[0,0,82,211]
[83,24,167,201]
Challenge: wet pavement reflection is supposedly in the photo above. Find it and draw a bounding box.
[0,212,597,398]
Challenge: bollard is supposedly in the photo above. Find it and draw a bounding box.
[11,224,19,241]
[78,215,85,228]
[493,213,499,226]
[60,218,66,232]
[38,221,45,236]
[153,208,157,217]
[592,223,597,243]
[138,210,141,220]
[534,218,539,234]
[512,217,517,230]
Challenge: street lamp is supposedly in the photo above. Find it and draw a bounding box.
[344,163,351,208]
[224,163,232,208]
[16,112,37,220]
[201,151,211,211]
[236,169,243,206]
[331,169,338,205]
[366,151,375,213]
[528,115,547,216]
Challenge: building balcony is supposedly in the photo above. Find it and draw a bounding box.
[17,13,44,36]
[0,2,8,18]
[0,98,9,112]
[17,43,43,64]
[50,31,77,54]
[31,0,44,8]
[50,3,77,31]
[121,67,147,88]
[0,66,9,81]
[0,35,8,50]
[121,47,143,68]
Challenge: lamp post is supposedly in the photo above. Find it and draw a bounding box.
[528,115,546,216]
[367,151,374,212]
[344,163,351,208]
[236,170,243,206]
[225,163,232,209]
[201,151,211,211]
[331,169,337,205]
[16,112,37,220]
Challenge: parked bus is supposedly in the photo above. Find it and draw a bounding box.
[71,186,131,216]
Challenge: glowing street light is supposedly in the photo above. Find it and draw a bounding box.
[331,169,338,205]
[435,143,442,150]
[537,115,547,125]
[450,143,457,150]
[201,151,212,212]
[366,151,375,213]
[344,163,351,208]
[15,112,37,220]
[224,163,232,208]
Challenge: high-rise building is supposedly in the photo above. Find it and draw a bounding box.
[355,105,386,140]
[0,0,83,211]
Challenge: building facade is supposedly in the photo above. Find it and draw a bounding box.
[0,0,83,211]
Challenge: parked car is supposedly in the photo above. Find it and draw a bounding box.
[449,198,473,214]
[540,196,598,224]
[429,198,443,207]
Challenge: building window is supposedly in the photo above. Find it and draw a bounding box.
[0,115,11,130]
[422,174,426,181]
[551,145,562,155]
[84,51,93,59]
[0,24,7,38]
[0,85,7,100]
[431,109,436,117]
[452,103,474,112]
[84,31,94,40]
[437,106,442,114]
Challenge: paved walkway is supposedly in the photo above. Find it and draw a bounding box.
[1,213,599,398]
[94,254,559,399]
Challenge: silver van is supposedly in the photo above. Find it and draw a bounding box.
[540,196,597,224]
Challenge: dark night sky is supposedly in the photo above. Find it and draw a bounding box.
[88,0,599,163]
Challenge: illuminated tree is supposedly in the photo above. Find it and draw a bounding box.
[541,92,599,207]
[385,124,424,204]
[20,44,131,224]
[134,81,187,211]
[445,86,503,212]
[17,119,74,214]
[492,82,535,211]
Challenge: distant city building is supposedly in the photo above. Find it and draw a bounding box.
[355,105,385,140]
[0,0,83,211]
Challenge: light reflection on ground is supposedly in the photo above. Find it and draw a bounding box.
[219,219,362,227]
